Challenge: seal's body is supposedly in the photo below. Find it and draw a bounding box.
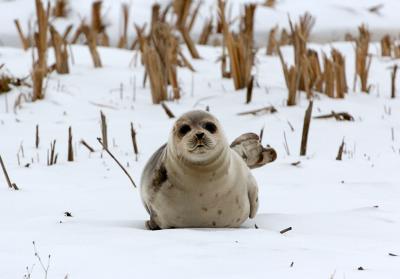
[140,111,275,230]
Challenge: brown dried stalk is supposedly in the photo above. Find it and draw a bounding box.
[198,17,213,45]
[81,25,102,68]
[100,110,108,149]
[314,111,354,121]
[354,24,371,93]
[49,25,69,74]
[266,26,278,55]
[277,46,298,106]
[218,0,255,90]
[264,0,276,8]
[161,102,175,118]
[331,48,348,97]
[173,0,201,59]
[97,138,137,188]
[14,20,30,50]
[52,0,68,18]
[117,3,130,48]
[391,65,398,99]
[80,139,95,153]
[35,124,40,149]
[32,0,50,101]
[238,106,277,116]
[67,126,73,162]
[0,155,19,190]
[130,123,139,161]
[381,35,392,57]
[246,76,254,104]
[47,140,58,166]
[300,100,313,156]
[336,138,345,161]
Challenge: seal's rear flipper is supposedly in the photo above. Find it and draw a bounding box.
[230,133,277,169]
[145,219,161,230]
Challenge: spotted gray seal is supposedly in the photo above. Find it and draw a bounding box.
[140,110,276,229]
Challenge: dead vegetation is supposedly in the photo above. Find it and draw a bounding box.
[134,3,195,104]
[218,0,256,90]
[276,12,349,106]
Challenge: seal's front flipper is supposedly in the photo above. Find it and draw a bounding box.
[230,133,277,169]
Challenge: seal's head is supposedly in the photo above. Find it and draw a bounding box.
[169,110,227,165]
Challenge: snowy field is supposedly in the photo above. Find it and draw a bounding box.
[1,41,400,278]
[1,0,400,278]
[2,0,400,47]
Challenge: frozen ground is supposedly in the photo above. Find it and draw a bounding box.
[1,41,400,278]
[2,0,400,48]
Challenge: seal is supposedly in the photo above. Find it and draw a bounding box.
[140,110,276,230]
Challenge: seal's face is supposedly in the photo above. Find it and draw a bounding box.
[170,111,226,165]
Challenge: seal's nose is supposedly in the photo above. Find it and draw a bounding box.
[196,132,205,139]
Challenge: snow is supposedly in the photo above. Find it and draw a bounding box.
[1,0,400,276]
[2,0,400,48]
[1,41,400,278]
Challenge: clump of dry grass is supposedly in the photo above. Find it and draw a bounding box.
[135,4,195,103]
[218,0,256,90]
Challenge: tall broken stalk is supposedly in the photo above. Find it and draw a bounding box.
[32,0,50,101]
[67,126,74,162]
[300,100,313,156]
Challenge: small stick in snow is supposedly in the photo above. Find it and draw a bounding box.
[300,100,313,156]
[237,106,277,116]
[290,261,294,267]
[35,124,40,149]
[313,111,354,121]
[391,65,397,99]
[287,120,295,132]
[336,138,345,161]
[388,253,398,257]
[80,139,95,153]
[100,111,108,149]
[97,138,137,188]
[259,126,264,143]
[0,155,19,190]
[130,122,139,161]
[283,131,290,156]
[32,241,51,279]
[161,102,175,118]
[67,126,74,162]
[391,127,395,141]
[280,226,292,234]
[246,75,254,104]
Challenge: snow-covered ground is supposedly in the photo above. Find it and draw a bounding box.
[2,0,400,48]
[1,39,400,278]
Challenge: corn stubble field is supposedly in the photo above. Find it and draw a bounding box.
[0,0,400,278]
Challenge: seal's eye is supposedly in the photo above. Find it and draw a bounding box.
[179,124,191,136]
[203,122,217,134]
